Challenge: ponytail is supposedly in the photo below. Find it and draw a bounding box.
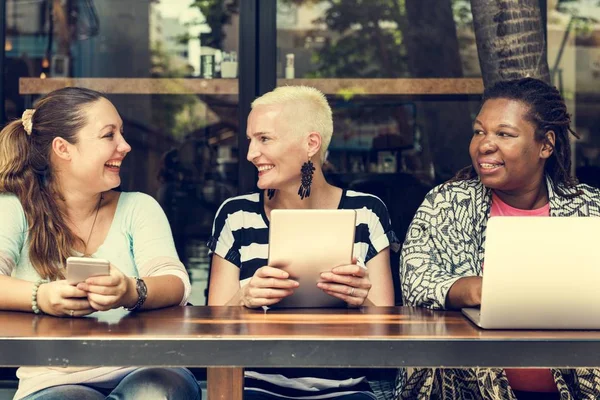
[0,120,31,193]
[0,87,105,279]
[0,119,72,279]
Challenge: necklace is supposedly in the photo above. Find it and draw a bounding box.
[82,193,104,257]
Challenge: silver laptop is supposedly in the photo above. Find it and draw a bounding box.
[462,216,600,329]
[268,209,356,308]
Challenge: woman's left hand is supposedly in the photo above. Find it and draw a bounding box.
[317,258,371,307]
[77,264,136,311]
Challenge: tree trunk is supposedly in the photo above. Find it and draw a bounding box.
[404,0,464,78]
[470,0,550,87]
[404,0,473,182]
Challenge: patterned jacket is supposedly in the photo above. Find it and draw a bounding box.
[399,177,600,399]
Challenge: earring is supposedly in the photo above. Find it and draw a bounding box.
[267,189,276,200]
[298,159,315,200]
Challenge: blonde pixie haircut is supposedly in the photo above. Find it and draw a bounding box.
[251,86,333,163]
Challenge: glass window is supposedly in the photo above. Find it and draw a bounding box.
[276,0,480,79]
[276,0,483,304]
[6,0,241,305]
[552,0,600,189]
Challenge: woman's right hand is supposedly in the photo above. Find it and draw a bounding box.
[446,276,482,310]
[36,280,96,317]
[241,266,299,308]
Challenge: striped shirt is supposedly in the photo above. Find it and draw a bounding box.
[208,189,399,399]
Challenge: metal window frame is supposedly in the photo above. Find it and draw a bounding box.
[238,0,276,195]
[0,0,549,177]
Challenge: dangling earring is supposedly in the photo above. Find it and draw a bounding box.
[298,158,315,200]
[267,189,276,200]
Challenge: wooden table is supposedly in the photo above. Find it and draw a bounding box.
[2,306,600,399]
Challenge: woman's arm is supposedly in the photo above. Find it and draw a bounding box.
[81,263,186,311]
[0,195,28,311]
[401,188,474,310]
[208,255,298,307]
[133,275,184,309]
[134,256,189,309]
[206,195,298,308]
[364,248,394,306]
[318,248,395,307]
[138,275,185,308]
[0,274,94,317]
[445,276,482,309]
[0,274,35,311]
[208,255,243,306]
[129,194,191,308]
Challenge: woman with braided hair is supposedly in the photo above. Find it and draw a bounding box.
[400,77,600,399]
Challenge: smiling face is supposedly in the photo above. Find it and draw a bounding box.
[246,104,307,190]
[62,98,131,193]
[470,98,552,194]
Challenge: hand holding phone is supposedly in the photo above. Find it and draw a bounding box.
[66,257,110,284]
[75,263,136,312]
[35,279,95,317]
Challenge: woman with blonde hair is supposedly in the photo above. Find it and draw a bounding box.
[208,86,400,399]
[0,87,200,400]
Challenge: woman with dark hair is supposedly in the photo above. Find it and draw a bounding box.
[0,88,200,400]
[400,78,600,399]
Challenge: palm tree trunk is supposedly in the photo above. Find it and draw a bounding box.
[470,0,550,87]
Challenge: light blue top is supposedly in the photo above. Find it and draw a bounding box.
[1,191,191,400]
[0,191,184,283]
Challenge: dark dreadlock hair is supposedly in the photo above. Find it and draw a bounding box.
[452,77,580,197]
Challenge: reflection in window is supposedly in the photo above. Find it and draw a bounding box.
[276,0,480,79]
[5,0,241,305]
[276,0,480,187]
[550,0,600,188]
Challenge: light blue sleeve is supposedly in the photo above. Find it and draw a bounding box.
[126,192,191,303]
[0,193,27,275]
[127,192,180,267]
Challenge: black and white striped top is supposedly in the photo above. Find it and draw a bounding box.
[208,189,399,399]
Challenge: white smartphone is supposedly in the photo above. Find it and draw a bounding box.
[66,257,110,284]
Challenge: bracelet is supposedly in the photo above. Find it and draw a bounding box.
[31,279,48,315]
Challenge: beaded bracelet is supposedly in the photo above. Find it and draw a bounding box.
[31,279,48,314]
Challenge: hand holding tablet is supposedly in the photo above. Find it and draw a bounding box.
[268,209,357,308]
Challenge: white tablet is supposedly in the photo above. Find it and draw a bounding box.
[268,209,356,308]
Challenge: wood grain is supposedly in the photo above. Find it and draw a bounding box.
[19,78,239,95]
[278,78,484,95]
[19,78,483,95]
[2,306,600,340]
[207,367,244,400]
[3,306,600,400]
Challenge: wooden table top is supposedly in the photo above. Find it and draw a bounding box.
[1,306,600,368]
